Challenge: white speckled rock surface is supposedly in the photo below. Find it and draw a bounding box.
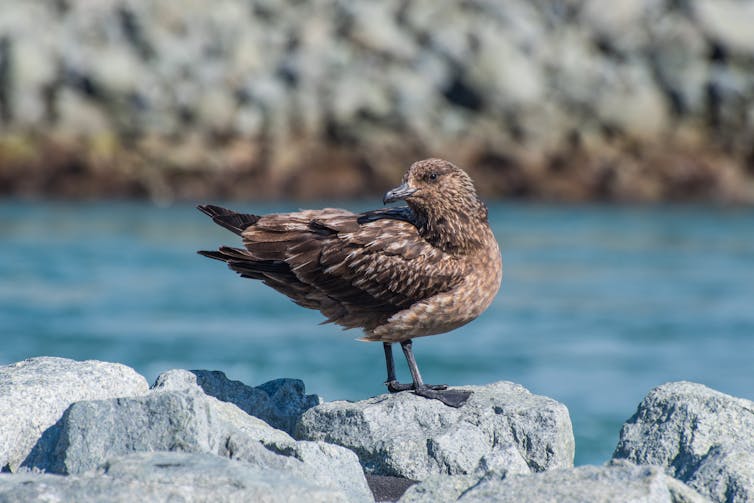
[0,357,149,472]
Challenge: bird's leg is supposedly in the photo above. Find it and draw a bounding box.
[384,343,413,392]
[399,339,446,391]
[383,340,472,407]
[383,341,441,392]
[401,339,473,408]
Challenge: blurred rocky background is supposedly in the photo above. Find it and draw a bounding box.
[1,0,754,202]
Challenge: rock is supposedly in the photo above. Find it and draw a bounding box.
[21,385,372,501]
[0,357,149,472]
[613,381,754,503]
[400,461,707,503]
[295,381,574,481]
[596,64,670,140]
[152,368,322,435]
[54,88,114,136]
[343,3,417,59]
[0,452,349,502]
[397,475,480,503]
[22,388,281,473]
[693,0,754,54]
[197,89,237,134]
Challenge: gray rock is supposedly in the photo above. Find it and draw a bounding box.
[613,381,754,503]
[401,461,707,503]
[22,389,278,473]
[0,357,149,472]
[0,452,349,502]
[153,368,321,435]
[397,475,481,503]
[693,0,754,54]
[222,430,373,502]
[21,386,372,501]
[296,381,574,480]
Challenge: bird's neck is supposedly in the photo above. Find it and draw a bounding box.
[410,203,489,255]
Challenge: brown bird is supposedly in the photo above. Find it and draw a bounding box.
[198,158,502,407]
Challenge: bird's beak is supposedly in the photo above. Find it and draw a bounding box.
[383,182,417,204]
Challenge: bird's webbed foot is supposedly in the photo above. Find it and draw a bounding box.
[384,380,470,407]
[385,380,447,393]
[414,387,472,408]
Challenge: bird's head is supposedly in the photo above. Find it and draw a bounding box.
[384,158,483,216]
[383,159,489,252]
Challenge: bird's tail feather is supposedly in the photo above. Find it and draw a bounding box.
[197,250,227,261]
[197,247,290,276]
[197,204,260,235]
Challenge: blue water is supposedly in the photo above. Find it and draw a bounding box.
[1,201,753,466]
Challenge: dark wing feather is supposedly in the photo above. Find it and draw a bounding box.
[318,217,465,307]
[197,204,260,236]
[356,206,414,225]
[198,206,465,330]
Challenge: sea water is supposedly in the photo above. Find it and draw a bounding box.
[1,200,752,465]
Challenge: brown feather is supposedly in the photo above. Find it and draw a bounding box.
[197,159,502,343]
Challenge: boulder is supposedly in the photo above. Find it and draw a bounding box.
[21,386,372,501]
[397,475,479,503]
[0,452,349,502]
[693,0,754,54]
[613,381,754,503]
[295,381,574,480]
[153,368,321,435]
[400,461,706,503]
[0,357,149,472]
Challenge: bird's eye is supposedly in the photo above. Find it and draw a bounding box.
[428,173,438,181]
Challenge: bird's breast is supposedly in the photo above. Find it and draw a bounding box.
[367,236,502,343]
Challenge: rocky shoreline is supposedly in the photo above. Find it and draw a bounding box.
[2,1,754,203]
[1,357,752,502]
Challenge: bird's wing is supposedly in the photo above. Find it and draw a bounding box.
[315,215,465,308]
[234,208,465,328]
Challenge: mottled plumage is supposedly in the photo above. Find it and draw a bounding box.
[198,159,502,406]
